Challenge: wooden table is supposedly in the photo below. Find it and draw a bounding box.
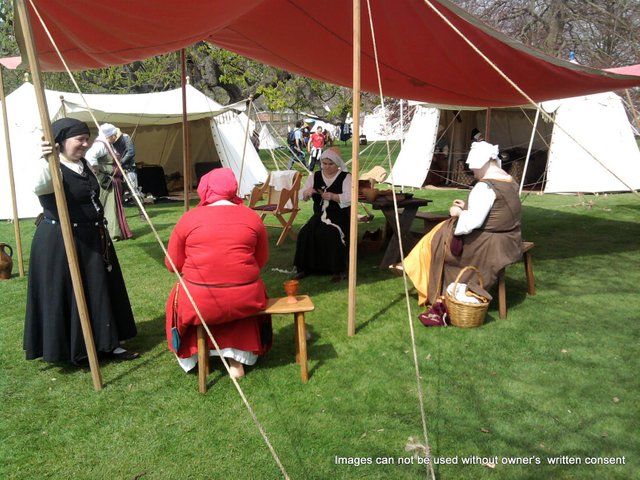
[371,197,432,268]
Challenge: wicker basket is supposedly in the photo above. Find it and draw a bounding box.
[446,266,490,328]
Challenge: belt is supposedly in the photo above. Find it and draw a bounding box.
[44,217,103,228]
[184,278,256,288]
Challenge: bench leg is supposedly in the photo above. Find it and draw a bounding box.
[498,269,507,319]
[197,325,209,394]
[523,251,536,295]
[294,312,309,384]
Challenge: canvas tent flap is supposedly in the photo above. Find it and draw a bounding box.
[544,92,640,193]
[16,0,640,107]
[258,124,280,150]
[0,83,266,219]
[389,106,440,188]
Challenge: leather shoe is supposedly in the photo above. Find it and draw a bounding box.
[109,348,140,361]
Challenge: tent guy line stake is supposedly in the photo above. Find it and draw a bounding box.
[25,2,291,477]
[365,0,435,477]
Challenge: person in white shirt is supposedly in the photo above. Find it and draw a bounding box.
[84,123,133,240]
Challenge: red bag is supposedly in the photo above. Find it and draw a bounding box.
[418,297,448,327]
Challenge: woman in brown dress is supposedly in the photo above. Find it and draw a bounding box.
[404,141,523,307]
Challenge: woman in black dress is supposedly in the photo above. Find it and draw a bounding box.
[24,118,138,365]
[293,148,352,282]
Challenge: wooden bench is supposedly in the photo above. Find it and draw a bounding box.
[414,212,450,233]
[497,241,535,319]
[196,295,315,393]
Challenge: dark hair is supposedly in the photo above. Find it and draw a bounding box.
[295,120,303,128]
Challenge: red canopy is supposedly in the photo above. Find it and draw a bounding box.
[17,0,640,107]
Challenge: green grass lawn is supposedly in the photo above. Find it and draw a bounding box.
[1,160,639,479]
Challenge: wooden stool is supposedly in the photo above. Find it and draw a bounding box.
[497,241,535,319]
[197,295,315,393]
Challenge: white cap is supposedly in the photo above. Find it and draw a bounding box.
[466,141,500,169]
[100,123,117,138]
[320,147,347,171]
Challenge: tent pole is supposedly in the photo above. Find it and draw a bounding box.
[181,49,191,211]
[520,107,540,195]
[484,107,491,141]
[0,65,25,277]
[15,0,102,390]
[446,113,455,184]
[59,95,66,117]
[399,100,404,147]
[238,96,253,196]
[625,89,640,131]
[347,0,361,337]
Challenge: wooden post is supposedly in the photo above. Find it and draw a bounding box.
[484,107,491,142]
[15,0,102,390]
[520,107,540,195]
[0,65,26,277]
[181,49,191,211]
[625,89,640,131]
[238,96,253,196]
[347,0,361,336]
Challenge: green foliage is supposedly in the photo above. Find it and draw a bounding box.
[1,180,639,479]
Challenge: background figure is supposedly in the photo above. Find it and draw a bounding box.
[307,125,326,171]
[85,123,133,240]
[323,128,334,147]
[24,118,138,365]
[471,127,484,143]
[112,128,141,202]
[404,141,523,308]
[294,148,352,282]
[287,120,306,169]
[165,168,272,378]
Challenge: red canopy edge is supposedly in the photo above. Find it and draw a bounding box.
[16,0,640,107]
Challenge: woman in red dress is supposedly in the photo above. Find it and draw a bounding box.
[165,168,272,378]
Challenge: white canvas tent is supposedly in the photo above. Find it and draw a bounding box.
[0,82,268,219]
[257,124,280,150]
[361,105,404,141]
[389,91,640,193]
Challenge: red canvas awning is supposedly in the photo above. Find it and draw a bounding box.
[16,0,640,107]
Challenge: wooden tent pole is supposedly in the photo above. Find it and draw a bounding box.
[484,107,491,141]
[520,107,540,195]
[15,0,102,390]
[0,65,25,277]
[181,49,191,211]
[625,89,640,131]
[347,0,361,336]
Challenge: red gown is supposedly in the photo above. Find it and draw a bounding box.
[165,204,271,359]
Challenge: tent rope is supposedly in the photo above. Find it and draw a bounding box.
[422,0,638,196]
[365,1,436,478]
[28,2,290,479]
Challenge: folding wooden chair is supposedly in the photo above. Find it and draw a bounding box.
[248,171,302,246]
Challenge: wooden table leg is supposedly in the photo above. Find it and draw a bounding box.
[379,206,421,268]
[197,325,209,394]
[294,312,309,383]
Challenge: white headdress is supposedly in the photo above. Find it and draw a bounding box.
[320,148,347,171]
[466,141,500,169]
